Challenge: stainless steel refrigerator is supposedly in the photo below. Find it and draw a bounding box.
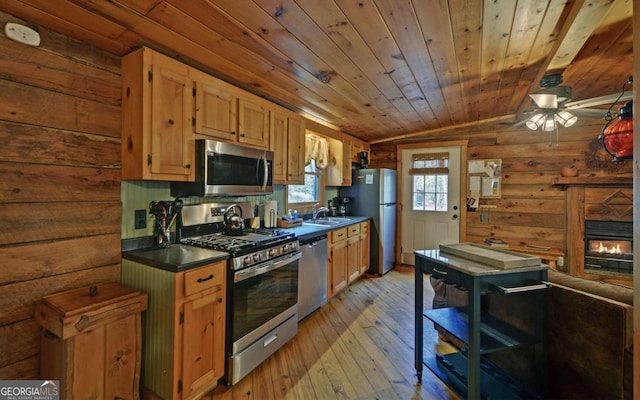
[341,168,397,274]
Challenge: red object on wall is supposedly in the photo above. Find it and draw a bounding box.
[600,101,633,162]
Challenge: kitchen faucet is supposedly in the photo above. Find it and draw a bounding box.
[312,203,329,220]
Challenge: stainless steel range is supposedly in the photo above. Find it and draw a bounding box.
[178,202,300,385]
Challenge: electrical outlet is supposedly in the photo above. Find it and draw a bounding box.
[134,209,147,230]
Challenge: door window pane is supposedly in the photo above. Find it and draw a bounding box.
[412,174,448,212]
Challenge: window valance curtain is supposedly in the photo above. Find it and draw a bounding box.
[305,133,329,168]
[409,152,449,175]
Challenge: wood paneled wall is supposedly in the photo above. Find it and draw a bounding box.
[0,12,122,378]
[370,119,633,265]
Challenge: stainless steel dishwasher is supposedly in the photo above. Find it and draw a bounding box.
[298,233,328,321]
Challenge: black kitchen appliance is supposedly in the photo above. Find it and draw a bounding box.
[333,196,352,216]
[177,202,300,385]
[358,151,369,169]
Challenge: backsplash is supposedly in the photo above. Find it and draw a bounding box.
[121,181,285,240]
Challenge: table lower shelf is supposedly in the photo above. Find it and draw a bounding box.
[424,351,537,400]
[425,307,540,354]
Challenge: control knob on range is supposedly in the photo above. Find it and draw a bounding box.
[243,255,252,266]
[267,248,278,257]
[253,253,261,262]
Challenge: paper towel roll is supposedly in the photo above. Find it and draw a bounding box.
[262,200,278,228]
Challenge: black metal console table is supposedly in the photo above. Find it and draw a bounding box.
[415,248,549,399]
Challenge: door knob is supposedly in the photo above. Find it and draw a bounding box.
[453,205,458,210]
[453,214,458,219]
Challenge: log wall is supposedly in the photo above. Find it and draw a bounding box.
[370,119,633,266]
[0,12,122,378]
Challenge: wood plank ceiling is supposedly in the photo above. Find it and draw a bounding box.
[0,0,633,143]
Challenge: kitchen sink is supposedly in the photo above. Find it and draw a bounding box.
[303,217,353,226]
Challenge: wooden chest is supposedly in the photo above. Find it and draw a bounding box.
[34,282,148,400]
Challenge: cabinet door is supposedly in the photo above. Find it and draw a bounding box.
[181,291,224,400]
[287,116,305,184]
[269,110,288,183]
[238,98,269,148]
[341,140,352,186]
[195,80,237,141]
[329,240,348,297]
[359,222,370,275]
[347,236,360,282]
[150,58,194,178]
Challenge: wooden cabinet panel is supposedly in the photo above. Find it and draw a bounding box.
[122,47,195,181]
[184,263,224,297]
[270,110,288,182]
[269,110,306,184]
[182,291,224,400]
[331,228,348,243]
[238,97,269,148]
[347,235,360,283]
[359,221,370,274]
[328,222,368,297]
[329,239,348,296]
[121,259,226,400]
[287,115,305,184]
[195,80,237,140]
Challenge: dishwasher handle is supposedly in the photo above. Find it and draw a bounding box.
[299,234,328,246]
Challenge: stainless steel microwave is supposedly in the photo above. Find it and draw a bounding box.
[171,139,273,197]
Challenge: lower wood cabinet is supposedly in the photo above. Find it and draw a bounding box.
[359,221,370,274]
[328,221,369,298]
[121,260,227,400]
[328,227,348,297]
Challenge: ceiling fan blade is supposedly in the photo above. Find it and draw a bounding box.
[570,108,608,118]
[529,93,558,109]
[564,90,633,110]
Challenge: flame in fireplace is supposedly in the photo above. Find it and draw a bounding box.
[597,241,621,254]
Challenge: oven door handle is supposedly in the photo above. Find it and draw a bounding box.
[235,251,302,282]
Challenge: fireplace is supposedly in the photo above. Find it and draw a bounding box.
[584,220,633,277]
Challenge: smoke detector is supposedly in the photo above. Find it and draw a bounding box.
[4,22,40,46]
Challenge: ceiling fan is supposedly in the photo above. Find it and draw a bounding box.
[520,73,633,131]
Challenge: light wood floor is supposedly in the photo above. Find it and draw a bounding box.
[211,265,460,400]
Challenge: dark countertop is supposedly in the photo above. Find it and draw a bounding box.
[283,216,370,240]
[122,244,229,272]
[121,216,368,272]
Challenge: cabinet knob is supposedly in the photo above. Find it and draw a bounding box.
[231,131,236,135]
[185,164,191,169]
[240,133,245,137]
[168,119,174,125]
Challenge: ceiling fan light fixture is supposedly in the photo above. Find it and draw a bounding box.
[542,115,557,132]
[555,110,577,127]
[526,113,545,130]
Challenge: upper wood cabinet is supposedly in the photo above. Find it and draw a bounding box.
[194,79,237,141]
[287,115,305,183]
[193,72,269,149]
[326,138,352,186]
[238,97,269,148]
[122,47,195,181]
[270,109,305,184]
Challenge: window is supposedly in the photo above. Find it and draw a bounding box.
[410,152,449,212]
[288,160,321,204]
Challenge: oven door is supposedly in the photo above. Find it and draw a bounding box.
[231,251,300,349]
